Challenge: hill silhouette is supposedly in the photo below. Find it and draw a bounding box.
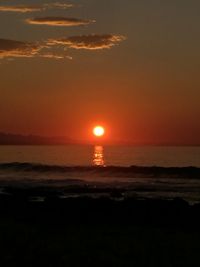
[0,132,74,145]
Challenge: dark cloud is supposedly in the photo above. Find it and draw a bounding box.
[48,34,126,50]
[0,38,42,58]
[0,3,126,62]
[0,38,71,60]
[0,34,126,60]
[26,17,95,26]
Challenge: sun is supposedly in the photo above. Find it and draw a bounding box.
[93,126,105,137]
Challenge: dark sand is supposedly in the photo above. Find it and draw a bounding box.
[0,187,200,267]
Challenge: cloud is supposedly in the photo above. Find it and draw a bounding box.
[45,3,74,9]
[26,17,95,26]
[0,38,42,58]
[0,34,126,60]
[39,53,72,60]
[0,5,43,13]
[0,38,72,60]
[0,3,73,13]
[48,34,126,50]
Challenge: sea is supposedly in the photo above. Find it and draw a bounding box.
[0,145,200,203]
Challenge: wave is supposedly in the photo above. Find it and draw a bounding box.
[0,162,200,178]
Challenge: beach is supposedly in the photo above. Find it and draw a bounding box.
[0,188,200,266]
[0,146,200,266]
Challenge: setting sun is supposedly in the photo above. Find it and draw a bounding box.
[93,126,105,137]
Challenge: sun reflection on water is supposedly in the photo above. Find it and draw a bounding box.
[93,145,105,166]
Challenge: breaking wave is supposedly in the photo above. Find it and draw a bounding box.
[0,162,200,179]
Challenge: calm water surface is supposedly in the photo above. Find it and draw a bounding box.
[0,145,199,167]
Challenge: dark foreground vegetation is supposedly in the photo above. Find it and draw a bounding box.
[0,190,200,267]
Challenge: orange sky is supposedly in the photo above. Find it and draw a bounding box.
[0,0,200,145]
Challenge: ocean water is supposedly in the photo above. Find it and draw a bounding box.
[0,145,200,167]
[0,145,200,203]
